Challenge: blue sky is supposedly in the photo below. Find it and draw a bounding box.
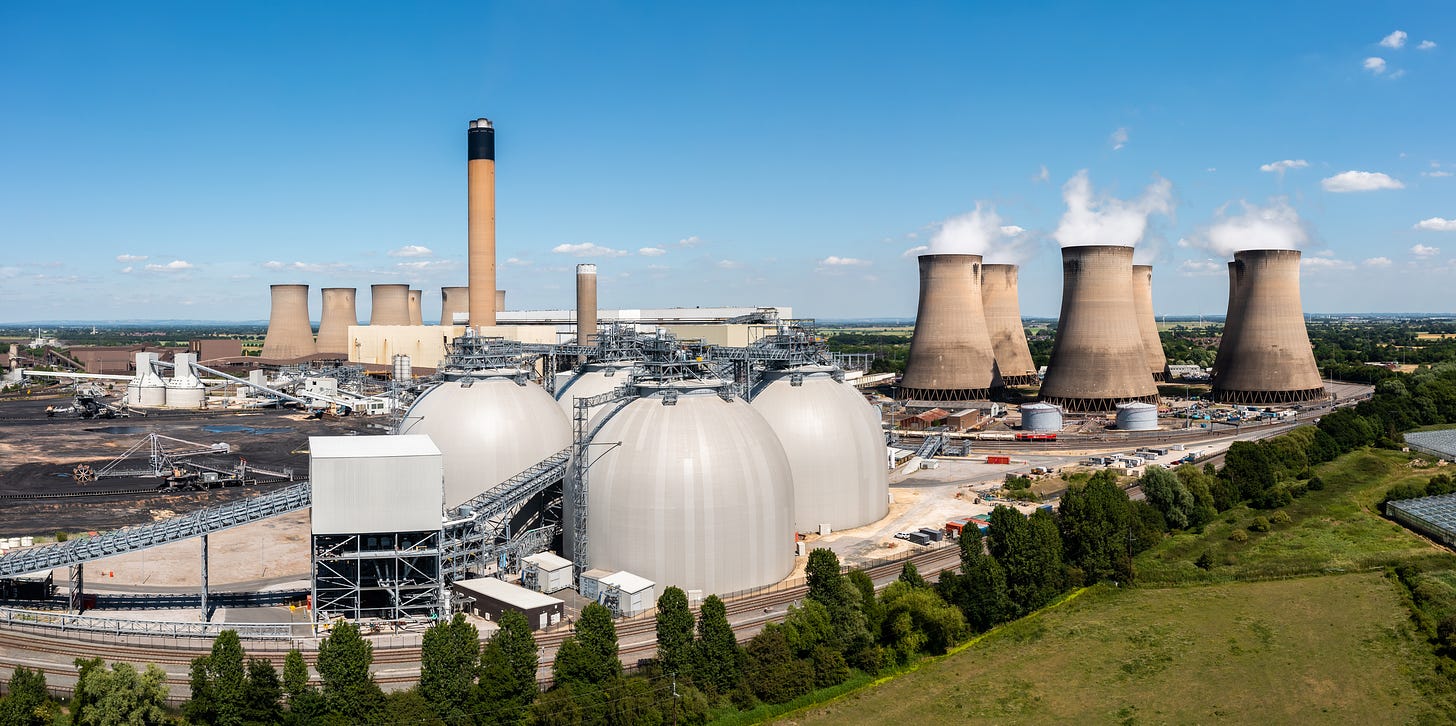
[1,1,1452,322]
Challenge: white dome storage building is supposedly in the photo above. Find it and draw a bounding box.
[582,379,796,597]
[750,365,887,532]
[553,361,637,419]
[401,375,573,508]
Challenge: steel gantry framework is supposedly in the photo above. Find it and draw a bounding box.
[439,447,573,580]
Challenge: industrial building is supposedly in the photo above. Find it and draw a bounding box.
[452,577,564,630]
[900,254,1004,403]
[1038,245,1159,413]
[1211,249,1326,404]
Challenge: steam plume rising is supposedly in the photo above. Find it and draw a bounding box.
[1180,199,1308,258]
[927,202,1030,264]
[1053,170,1173,248]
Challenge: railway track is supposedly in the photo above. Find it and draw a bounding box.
[0,543,963,696]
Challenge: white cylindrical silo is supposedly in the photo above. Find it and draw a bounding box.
[165,353,205,408]
[1021,402,1063,432]
[1115,402,1158,431]
[400,376,572,508]
[750,366,887,532]
[583,380,795,597]
[129,352,167,407]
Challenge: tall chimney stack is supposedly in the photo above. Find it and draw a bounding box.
[1132,265,1170,381]
[408,289,424,326]
[576,265,598,345]
[369,284,411,326]
[980,264,1038,385]
[1212,249,1325,404]
[261,284,317,359]
[440,287,469,326]
[316,288,357,355]
[468,118,497,327]
[1038,245,1158,412]
[899,254,1004,403]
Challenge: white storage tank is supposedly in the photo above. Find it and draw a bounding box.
[553,361,636,419]
[582,379,795,597]
[1115,401,1159,431]
[128,352,167,407]
[1021,402,1063,432]
[400,374,572,508]
[750,365,888,532]
[165,353,205,409]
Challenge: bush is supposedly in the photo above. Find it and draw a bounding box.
[1270,510,1292,526]
[1229,529,1250,543]
[1248,517,1271,533]
[54,531,68,542]
[1194,552,1213,570]
[1306,475,1325,491]
[1251,487,1293,510]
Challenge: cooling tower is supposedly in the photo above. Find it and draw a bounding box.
[1132,265,1170,381]
[260,284,317,359]
[1038,245,1158,413]
[577,264,598,345]
[899,254,1004,402]
[1210,260,1243,382]
[408,289,423,326]
[317,288,357,355]
[1211,249,1325,404]
[440,287,469,326]
[370,284,411,326]
[980,264,1039,385]
[496,289,506,313]
[468,118,497,327]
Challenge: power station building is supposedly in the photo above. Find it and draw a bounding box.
[1212,249,1326,404]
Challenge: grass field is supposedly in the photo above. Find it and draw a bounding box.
[781,574,1436,724]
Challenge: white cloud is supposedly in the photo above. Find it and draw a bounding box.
[145,260,194,272]
[1301,256,1355,271]
[388,245,432,258]
[551,243,628,258]
[646,264,670,271]
[1380,30,1407,48]
[1418,40,1437,50]
[677,236,702,247]
[1425,171,1453,178]
[1320,170,1404,192]
[1181,198,1309,256]
[1411,243,1443,257]
[1109,127,1129,150]
[1415,218,1456,232]
[1364,56,1388,74]
[902,245,929,258]
[1054,170,1174,248]
[1365,256,1393,267]
[1032,165,1050,183]
[715,259,741,269]
[395,260,454,271]
[115,254,148,263]
[262,260,284,270]
[819,256,870,267]
[1259,159,1308,174]
[999,225,1026,236]
[638,247,667,257]
[503,257,532,266]
[1177,259,1224,276]
[928,203,1034,263]
[120,266,133,273]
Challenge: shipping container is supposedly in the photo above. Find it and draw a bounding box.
[986,455,1012,465]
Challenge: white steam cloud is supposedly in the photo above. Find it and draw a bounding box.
[1053,170,1174,249]
[926,202,1032,264]
[1181,199,1309,257]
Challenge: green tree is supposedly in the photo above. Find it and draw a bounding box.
[780,598,836,657]
[476,610,540,725]
[898,561,928,588]
[988,505,1063,613]
[1057,477,1136,585]
[186,657,217,725]
[655,586,696,680]
[1222,441,1276,500]
[553,602,621,686]
[743,624,814,704]
[243,658,283,725]
[382,688,445,725]
[1140,466,1195,530]
[805,548,845,609]
[0,666,52,726]
[210,629,248,725]
[74,662,169,726]
[878,582,967,661]
[315,620,384,722]
[810,644,850,688]
[282,648,311,702]
[945,525,1012,631]
[421,612,480,722]
[693,595,741,695]
[846,570,882,634]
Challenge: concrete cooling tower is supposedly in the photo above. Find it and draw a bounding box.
[408,289,424,326]
[1210,260,1242,382]
[1211,249,1326,404]
[980,264,1039,385]
[1038,245,1158,413]
[261,284,317,359]
[1132,265,1170,381]
[440,287,469,326]
[581,380,795,597]
[468,118,497,327]
[496,290,507,313]
[370,284,411,326]
[751,365,888,532]
[899,254,1004,402]
[317,288,357,355]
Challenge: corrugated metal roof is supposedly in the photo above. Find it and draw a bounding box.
[455,577,564,609]
[600,570,655,594]
[522,552,573,571]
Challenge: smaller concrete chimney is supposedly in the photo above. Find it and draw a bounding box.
[408,289,424,326]
[576,265,598,345]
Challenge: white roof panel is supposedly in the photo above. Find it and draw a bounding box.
[455,577,564,609]
[309,434,441,459]
[522,552,573,571]
[601,570,655,594]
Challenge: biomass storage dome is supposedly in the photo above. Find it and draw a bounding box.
[750,365,888,532]
[583,380,795,597]
[553,361,636,419]
[1020,402,1063,432]
[401,376,572,508]
[1115,402,1158,431]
